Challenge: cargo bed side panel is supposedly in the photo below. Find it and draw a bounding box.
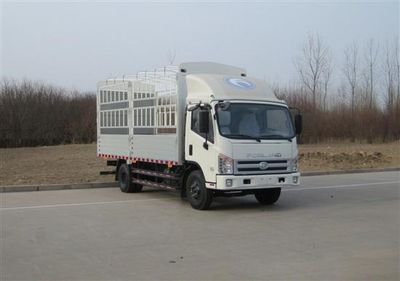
[132,135,178,163]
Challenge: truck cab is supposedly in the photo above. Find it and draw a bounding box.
[180,64,301,209]
[97,62,302,210]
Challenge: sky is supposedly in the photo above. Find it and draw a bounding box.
[1,1,398,92]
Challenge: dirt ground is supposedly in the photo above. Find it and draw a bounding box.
[299,142,400,172]
[0,144,115,186]
[1,142,399,186]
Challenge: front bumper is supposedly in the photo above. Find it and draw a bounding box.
[208,172,300,190]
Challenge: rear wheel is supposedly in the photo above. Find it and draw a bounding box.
[254,188,281,205]
[186,170,213,210]
[118,164,143,193]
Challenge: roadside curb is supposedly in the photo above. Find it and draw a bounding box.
[1,167,398,193]
[0,182,118,193]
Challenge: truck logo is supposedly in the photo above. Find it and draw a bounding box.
[225,77,255,90]
[259,162,269,170]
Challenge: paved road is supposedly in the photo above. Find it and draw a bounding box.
[1,171,399,280]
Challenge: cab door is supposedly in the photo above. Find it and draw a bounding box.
[185,108,217,185]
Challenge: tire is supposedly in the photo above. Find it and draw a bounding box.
[186,170,213,210]
[254,188,281,205]
[118,164,143,193]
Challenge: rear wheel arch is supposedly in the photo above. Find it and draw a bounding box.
[115,159,126,181]
[118,163,143,193]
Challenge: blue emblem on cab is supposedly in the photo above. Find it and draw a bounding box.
[225,77,255,90]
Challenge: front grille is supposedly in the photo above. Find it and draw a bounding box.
[235,159,288,174]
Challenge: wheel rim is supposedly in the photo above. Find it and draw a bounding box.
[190,180,201,200]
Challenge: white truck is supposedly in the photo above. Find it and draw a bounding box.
[97,62,302,210]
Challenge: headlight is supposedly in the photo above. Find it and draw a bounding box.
[218,154,234,174]
[290,158,298,172]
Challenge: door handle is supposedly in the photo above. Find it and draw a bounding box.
[189,145,193,156]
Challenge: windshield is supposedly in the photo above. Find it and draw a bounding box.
[215,103,295,140]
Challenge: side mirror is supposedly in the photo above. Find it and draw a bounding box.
[198,110,209,134]
[295,114,302,135]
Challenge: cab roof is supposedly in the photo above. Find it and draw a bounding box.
[185,73,284,105]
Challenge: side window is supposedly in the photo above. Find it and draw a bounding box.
[191,108,214,143]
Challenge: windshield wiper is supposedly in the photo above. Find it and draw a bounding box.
[225,134,261,142]
[260,134,293,142]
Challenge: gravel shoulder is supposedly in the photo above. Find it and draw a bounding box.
[1,142,399,186]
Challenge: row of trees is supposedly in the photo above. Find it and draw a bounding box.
[0,34,398,147]
[0,79,96,147]
[275,34,399,143]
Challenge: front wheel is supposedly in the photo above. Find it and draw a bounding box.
[186,170,213,210]
[254,188,281,205]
